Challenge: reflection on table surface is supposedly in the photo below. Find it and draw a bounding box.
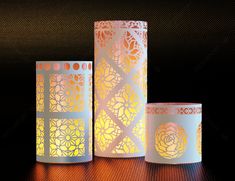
[27,157,214,181]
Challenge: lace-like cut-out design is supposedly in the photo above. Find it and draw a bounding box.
[50,119,85,157]
[132,118,145,143]
[107,84,142,127]
[197,123,202,155]
[36,74,44,112]
[36,118,44,156]
[95,110,122,152]
[132,59,147,98]
[110,31,143,73]
[155,122,188,159]
[49,74,84,112]
[95,59,122,99]
[112,137,139,154]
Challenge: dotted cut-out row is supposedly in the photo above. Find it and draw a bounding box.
[36,62,92,71]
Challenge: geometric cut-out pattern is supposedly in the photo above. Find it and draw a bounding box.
[36,118,44,156]
[36,61,92,163]
[36,74,44,112]
[49,74,84,112]
[50,119,85,157]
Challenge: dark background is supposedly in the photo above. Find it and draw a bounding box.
[0,0,233,180]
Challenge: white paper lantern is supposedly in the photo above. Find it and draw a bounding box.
[94,21,147,157]
[145,103,202,164]
[36,61,92,163]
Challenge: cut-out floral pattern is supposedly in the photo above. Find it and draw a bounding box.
[95,110,122,152]
[197,123,202,155]
[110,31,143,73]
[49,74,84,112]
[112,137,139,154]
[95,59,122,99]
[95,21,114,47]
[89,119,92,156]
[50,119,85,157]
[89,74,92,112]
[36,74,44,112]
[133,59,147,99]
[155,122,187,159]
[36,118,44,156]
[132,118,145,143]
[107,84,142,126]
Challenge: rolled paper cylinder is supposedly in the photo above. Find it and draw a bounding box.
[145,103,202,164]
[94,20,147,157]
[36,61,92,163]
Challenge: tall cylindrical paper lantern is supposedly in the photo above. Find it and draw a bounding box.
[36,61,92,163]
[94,21,147,157]
[145,103,202,164]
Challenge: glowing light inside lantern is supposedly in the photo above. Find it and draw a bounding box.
[145,103,202,164]
[36,61,92,163]
[94,21,147,157]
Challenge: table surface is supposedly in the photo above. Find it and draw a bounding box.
[24,157,214,181]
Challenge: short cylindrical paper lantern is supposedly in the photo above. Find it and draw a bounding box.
[36,61,92,163]
[145,103,202,164]
[94,21,147,157]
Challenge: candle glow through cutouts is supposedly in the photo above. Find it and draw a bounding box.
[94,21,147,157]
[36,61,92,163]
[145,103,202,164]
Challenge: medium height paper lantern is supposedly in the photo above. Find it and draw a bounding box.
[145,103,202,164]
[36,61,92,163]
[94,21,147,157]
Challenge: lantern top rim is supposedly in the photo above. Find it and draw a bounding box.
[94,20,147,30]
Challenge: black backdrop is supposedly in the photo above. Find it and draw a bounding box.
[0,0,233,180]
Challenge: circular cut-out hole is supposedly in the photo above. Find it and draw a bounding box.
[73,63,79,70]
[64,63,70,70]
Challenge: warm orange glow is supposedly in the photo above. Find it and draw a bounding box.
[197,123,202,155]
[155,123,188,159]
[94,21,147,156]
[29,159,208,180]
